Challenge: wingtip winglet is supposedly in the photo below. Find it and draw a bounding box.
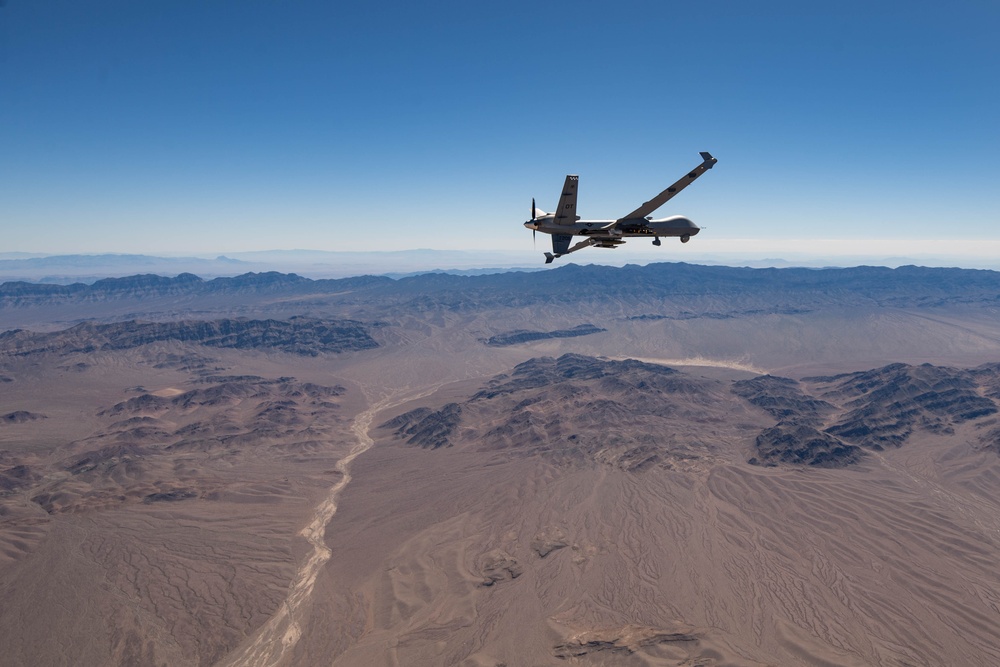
[699,151,717,168]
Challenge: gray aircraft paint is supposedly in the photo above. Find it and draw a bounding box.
[525,152,717,263]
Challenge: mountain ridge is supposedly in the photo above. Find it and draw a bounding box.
[0,317,378,357]
[5,263,1000,311]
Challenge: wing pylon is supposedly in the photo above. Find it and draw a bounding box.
[544,237,604,263]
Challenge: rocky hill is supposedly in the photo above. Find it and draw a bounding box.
[0,317,377,357]
[383,356,1000,471]
[1,410,47,424]
[483,323,605,347]
[382,353,765,471]
[736,362,1000,465]
[6,375,345,516]
[810,362,998,448]
[731,374,835,425]
[750,422,864,467]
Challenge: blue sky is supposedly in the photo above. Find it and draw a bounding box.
[1,0,998,263]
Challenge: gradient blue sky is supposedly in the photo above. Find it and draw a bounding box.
[2,0,998,261]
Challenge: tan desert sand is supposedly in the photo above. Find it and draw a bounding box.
[3,265,1000,665]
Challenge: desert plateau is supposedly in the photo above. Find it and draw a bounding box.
[3,263,1000,666]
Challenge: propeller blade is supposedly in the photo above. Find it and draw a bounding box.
[531,198,536,222]
[533,228,536,249]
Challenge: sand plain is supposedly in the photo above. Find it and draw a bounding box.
[288,357,1000,667]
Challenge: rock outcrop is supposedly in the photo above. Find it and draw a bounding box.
[749,422,863,467]
[380,354,754,471]
[0,317,377,357]
[483,324,606,347]
[1,410,47,424]
[812,363,998,449]
[736,363,1000,465]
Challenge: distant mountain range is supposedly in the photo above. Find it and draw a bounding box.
[3,263,1000,312]
[0,250,540,283]
[6,250,1000,285]
[0,253,251,283]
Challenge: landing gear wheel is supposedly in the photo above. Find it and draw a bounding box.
[652,237,661,246]
[680,234,690,243]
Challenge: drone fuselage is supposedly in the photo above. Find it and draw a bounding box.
[524,215,699,240]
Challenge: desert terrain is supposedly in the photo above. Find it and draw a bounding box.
[3,263,1000,666]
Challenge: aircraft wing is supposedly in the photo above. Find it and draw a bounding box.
[553,175,579,226]
[617,152,717,221]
